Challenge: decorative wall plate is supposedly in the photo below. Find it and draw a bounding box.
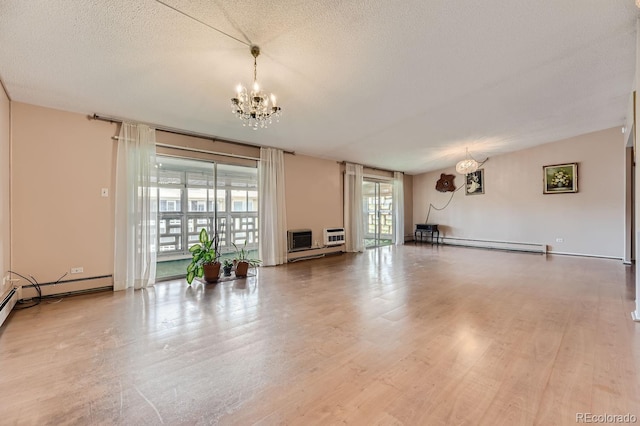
[436,173,456,192]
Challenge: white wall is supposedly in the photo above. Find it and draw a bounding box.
[413,127,624,258]
[0,82,10,283]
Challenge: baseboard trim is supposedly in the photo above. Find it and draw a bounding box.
[546,251,622,261]
[21,275,113,299]
[632,311,640,322]
[440,237,546,254]
[287,246,344,262]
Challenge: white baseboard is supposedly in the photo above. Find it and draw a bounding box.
[632,311,640,322]
[440,236,546,254]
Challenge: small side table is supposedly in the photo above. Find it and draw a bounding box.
[415,224,439,245]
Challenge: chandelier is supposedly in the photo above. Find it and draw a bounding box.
[231,45,282,129]
[455,148,479,175]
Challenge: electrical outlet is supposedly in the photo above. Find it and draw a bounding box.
[70,267,83,274]
[555,238,564,243]
[2,274,16,285]
[101,188,109,197]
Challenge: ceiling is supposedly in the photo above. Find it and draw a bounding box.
[0,1,637,174]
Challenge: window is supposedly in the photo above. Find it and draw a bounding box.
[157,158,214,256]
[217,164,258,248]
[233,200,245,211]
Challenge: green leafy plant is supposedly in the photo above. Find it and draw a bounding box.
[222,259,233,276]
[186,228,220,284]
[231,241,262,266]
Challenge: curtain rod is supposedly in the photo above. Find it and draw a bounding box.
[338,161,400,174]
[90,113,295,155]
[155,142,259,161]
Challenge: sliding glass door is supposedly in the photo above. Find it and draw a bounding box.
[362,179,394,248]
[155,156,258,280]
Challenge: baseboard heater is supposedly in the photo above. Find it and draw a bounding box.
[440,236,546,254]
[20,275,113,299]
[288,250,344,263]
[0,287,19,328]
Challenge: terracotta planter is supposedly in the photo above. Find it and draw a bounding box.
[235,261,249,278]
[203,262,221,283]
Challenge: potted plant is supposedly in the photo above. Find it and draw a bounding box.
[222,259,233,277]
[186,228,221,284]
[232,241,261,278]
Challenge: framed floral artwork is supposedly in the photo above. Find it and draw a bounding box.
[543,163,578,194]
[465,169,484,195]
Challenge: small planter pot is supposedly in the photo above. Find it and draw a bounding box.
[203,262,221,283]
[223,265,233,277]
[235,261,249,278]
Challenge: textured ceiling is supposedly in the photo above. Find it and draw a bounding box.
[0,0,637,174]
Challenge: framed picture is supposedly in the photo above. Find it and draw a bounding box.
[543,163,578,194]
[465,169,484,195]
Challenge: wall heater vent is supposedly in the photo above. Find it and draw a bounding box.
[324,228,345,246]
[288,229,312,252]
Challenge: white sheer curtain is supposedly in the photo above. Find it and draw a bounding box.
[113,122,157,291]
[393,171,405,246]
[259,147,287,266]
[344,163,364,252]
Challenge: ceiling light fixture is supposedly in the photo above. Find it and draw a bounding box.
[231,45,282,130]
[455,148,479,175]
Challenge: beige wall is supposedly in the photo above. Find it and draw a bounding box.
[413,127,625,258]
[11,102,116,284]
[0,83,10,283]
[284,154,343,247]
[283,158,414,247]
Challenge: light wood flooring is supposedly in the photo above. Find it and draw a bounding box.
[1,245,639,425]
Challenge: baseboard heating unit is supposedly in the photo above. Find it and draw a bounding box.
[19,275,113,299]
[0,286,19,328]
[440,236,546,254]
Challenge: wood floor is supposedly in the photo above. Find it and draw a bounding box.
[1,245,639,425]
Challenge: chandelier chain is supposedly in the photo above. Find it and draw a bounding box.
[154,0,251,46]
